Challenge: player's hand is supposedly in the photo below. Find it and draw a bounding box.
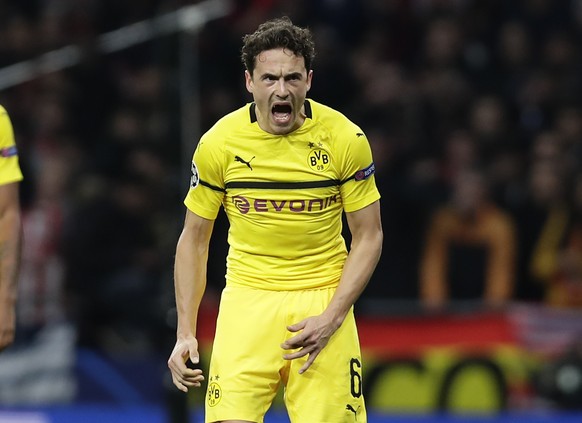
[281,314,339,374]
[167,336,205,392]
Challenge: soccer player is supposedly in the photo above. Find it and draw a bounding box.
[167,17,383,422]
[0,105,23,351]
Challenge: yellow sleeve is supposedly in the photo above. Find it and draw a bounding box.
[183,132,225,220]
[0,107,23,186]
[337,128,380,213]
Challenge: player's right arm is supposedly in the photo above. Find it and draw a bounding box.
[167,209,215,392]
[169,117,226,391]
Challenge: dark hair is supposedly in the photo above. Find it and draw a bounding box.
[241,17,315,75]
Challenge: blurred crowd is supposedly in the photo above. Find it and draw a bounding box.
[0,0,582,361]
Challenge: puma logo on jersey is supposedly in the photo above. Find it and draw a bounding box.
[235,155,255,170]
[356,133,364,137]
[346,404,360,419]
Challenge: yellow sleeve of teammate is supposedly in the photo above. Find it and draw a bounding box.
[0,106,23,186]
[338,128,380,213]
[184,131,226,220]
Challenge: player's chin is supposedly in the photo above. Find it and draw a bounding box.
[269,118,296,135]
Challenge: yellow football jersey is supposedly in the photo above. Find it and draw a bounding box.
[0,106,23,186]
[184,99,380,290]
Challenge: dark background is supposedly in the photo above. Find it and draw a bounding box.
[1,0,581,359]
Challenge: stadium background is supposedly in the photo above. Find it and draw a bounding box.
[1,0,582,422]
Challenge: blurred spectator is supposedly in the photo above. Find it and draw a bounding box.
[438,129,478,184]
[545,174,582,308]
[420,167,516,310]
[554,105,582,173]
[513,158,570,302]
[497,21,532,75]
[469,95,517,166]
[18,154,70,329]
[63,173,165,353]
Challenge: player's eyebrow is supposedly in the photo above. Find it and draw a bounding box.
[261,72,304,80]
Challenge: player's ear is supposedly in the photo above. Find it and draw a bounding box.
[245,70,253,93]
[306,70,313,92]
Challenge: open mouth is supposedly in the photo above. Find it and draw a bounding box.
[271,103,292,123]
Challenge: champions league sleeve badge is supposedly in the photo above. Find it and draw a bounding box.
[0,146,18,158]
[190,161,200,188]
[354,162,375,181]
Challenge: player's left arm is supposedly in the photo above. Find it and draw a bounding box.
[324,200,383,321]
[282,200,382,373]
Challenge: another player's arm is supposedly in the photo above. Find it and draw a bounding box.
[0,181,21,351]
[282,200,382,373]
[168,209,214,392]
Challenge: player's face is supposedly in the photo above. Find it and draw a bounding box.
[245,48,313,135]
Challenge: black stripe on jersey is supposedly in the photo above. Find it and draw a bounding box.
[226,179,341,190]
[202,175,354,192]
[200,179,226,192]
[303,99,312,119]
[248,100,312,123]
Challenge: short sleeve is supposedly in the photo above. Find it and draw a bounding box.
[0,107,23,186]
[338,130,380,213]
[184,134,225,220]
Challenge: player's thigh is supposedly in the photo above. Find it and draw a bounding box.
[206,286,288,423]
[285,308,367,422]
